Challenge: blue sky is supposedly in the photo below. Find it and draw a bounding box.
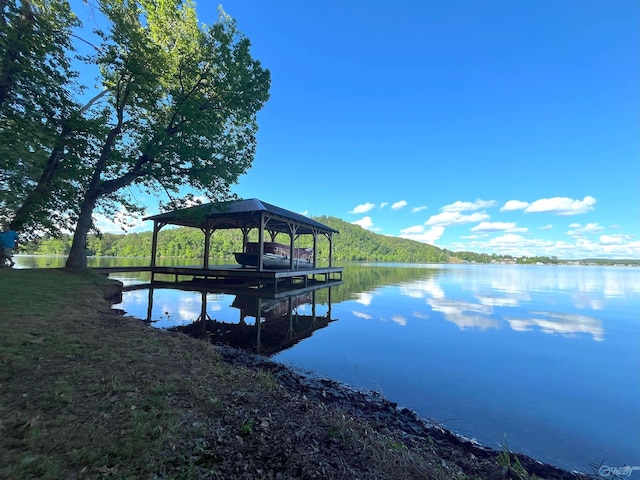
[87,1,639,259]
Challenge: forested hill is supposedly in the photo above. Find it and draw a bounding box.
[21,215,456,263]
[310,216,452,262]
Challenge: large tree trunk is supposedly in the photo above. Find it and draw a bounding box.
[64,164,143,269]
[65,193,98,269]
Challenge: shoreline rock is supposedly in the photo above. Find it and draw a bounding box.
[213,344,597,480]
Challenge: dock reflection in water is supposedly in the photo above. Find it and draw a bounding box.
[126,283,339,356]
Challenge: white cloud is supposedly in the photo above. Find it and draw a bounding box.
[352,216,374,230]
[391,315,407,327]
[598,239,640,257]
[399,226,445,244]
[525,196,596,215]
[380,202,388,209]
[599,234,630,245]
[93,211,146,234]
[500,200,529,212]
[400,225,425,235]
[350,202,375,214]
[93,214,127,234]
[352,311,373,320]
[425,211,490,227]
[391,200,408,210]
[485,233,532,246]
[567,223,604,237]
[442,199,496,212]
[299,210,309,216]
[186,195,208,206]
[471,222,527,233]
[412,206,428,213]
[445,228,640,259]
[541,224,553,230]
[475,234,560,257]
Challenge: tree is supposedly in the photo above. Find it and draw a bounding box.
[2,0,270,266]
[64,1,270,268]
[0,0,86,238]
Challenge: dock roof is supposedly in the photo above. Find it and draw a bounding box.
[144,198,339,235]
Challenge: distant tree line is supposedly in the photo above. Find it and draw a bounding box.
[20,215,454,263]
[579,258,640,266]
[449,251,561,265]
[19,215,635,265]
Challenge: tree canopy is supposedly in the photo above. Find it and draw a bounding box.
[0,0,270,267]
[0,0,84,236]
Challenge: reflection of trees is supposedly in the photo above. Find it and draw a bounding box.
[20,258,441,304]
[14,255,67,268]
[325,264,440,303]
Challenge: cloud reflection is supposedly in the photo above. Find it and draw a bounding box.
[389,267,638,340]
[476,295,526,307]
[427,299,499,331]
[354,292,374,306]
[571,292,604,311]
[352,310,374,320]
[505,312,604,341]
[399,278,445,299]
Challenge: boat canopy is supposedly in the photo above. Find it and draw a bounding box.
[144,198,338,236]
[144,198,339,270]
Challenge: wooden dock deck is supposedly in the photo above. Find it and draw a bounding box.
[93,264,343,293]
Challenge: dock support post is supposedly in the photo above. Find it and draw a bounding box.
[151,221,160,267]
[258,214,265,272]
[288,224,296,270]
[150,221,163,282]
[146,287,154,322]
[312,232,318,268]
[255,298,263,354]
[203,228,211,269]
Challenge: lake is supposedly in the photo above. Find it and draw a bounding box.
[14,256,640,472]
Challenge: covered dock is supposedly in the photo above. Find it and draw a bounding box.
[98,198,343,291]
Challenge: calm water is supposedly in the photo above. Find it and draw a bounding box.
[15,256,640,471]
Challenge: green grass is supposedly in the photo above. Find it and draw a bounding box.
[0,269,211,478]
[0,268,110,315]
[498,436,543,480]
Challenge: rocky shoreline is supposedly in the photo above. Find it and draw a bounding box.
[213,344,597,480]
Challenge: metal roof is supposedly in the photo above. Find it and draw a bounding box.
[144,198,339,235]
